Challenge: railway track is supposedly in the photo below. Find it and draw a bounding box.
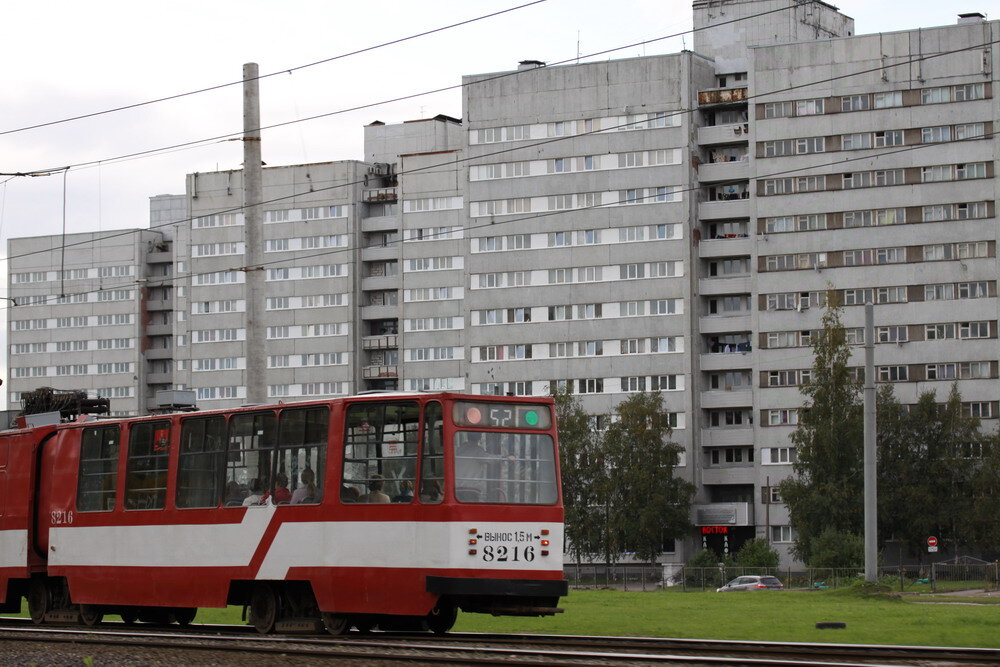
[1,622,998,665]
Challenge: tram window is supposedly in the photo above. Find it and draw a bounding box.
[124,421,171,510]
[177,416,226,508]
[77,425,120,512]
[227,412,276,506]
[455,431,557,505]
[419,402,444,503]
[342,402,419,503]
[277,407,329,505]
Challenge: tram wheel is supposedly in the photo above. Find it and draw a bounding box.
[171,607,197,627]
[425,603,457,635]
[119,609,138,625]
[322,612,350,635]
[79,604,104,627]
[28,578,50,625]
[249,583,279,634]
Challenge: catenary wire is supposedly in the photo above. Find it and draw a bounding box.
[5,0,812,176]
[3,24,996,277]
[0,1,549,138]
[7,124,997,309]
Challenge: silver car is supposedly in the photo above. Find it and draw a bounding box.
[716,575,784,592]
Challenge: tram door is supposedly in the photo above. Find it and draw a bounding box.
[33,427,86,562]
[33,431,64,560]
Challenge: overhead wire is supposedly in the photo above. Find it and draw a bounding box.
[7,123,998,309]
[0,0,550,138]
[3,24,996,275]
[8,0,807,176]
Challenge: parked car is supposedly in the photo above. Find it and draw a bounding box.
[716,575,784,592]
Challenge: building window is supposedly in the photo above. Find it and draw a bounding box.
[841,95,870,111]
[763,447,797,464]
[771,526,795,543]
[873,91,902,108]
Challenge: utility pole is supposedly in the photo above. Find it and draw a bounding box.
[863,302,877,582]
[243,63,265,404]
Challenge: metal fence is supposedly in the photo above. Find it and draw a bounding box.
[563,563,1000,592]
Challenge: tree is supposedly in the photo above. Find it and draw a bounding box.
[778,296,864,564]
[735,538,780,569]
[967,434,1000,554]
[602,391,695,563]
[552,385,605,564]
[879,385,985,559]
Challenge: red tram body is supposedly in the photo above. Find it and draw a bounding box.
[0,392,566,633]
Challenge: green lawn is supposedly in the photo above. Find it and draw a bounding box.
[452,588,1000,647]
[11,587,999,647]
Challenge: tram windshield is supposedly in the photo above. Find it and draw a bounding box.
[454,431,557,504]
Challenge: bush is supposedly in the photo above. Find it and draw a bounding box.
[735,538,780,569]
[807,528,864,568]
[687,548,733,568]
[683,549,734,588]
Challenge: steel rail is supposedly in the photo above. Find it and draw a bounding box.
[1,624,997,666]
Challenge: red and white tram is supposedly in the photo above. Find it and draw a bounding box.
[0,392,566,633]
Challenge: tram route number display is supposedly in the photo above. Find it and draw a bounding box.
[454,401,552,430]
[479,530,537,562]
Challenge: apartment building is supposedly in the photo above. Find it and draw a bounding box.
[7,1,997,564]
[8,228,171,416]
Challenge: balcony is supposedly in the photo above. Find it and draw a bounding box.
[362,365,398,379]
[146,251,172,264]
[700,388,753,409]
[362,335,398,350]
[701,466,756,486]
[698,236,752,258]
[145,372,171,385]
[698,87,748,107]
[361,305,397,321]
[699,159,749,184]
[700,353,753,373]
[361,276,399,292]
[699,314,752,334]
[697,123,750,146]
[698,198,750,220]
[700,426,753,447]
[698,276,752,296]
[145,323,172,337]
[361,215,400,233]
[145,299,173,312]
[361,245,398,262]
[693,502,752,526]
[362,187,397,203]
[145,348,172,360]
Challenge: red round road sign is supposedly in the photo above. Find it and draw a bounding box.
[927,536,938,547]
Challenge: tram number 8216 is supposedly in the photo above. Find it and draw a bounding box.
[482,545,536,562]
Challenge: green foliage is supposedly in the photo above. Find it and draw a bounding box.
[780,296,863,563]
[784,295,999,561]
[687,548,733,568]
[684,548,734,587]
[877,385,985,557]
[603,392,695,563]
[967,435,1000,552]
[553,385,605,564]
[555,388,693,565]
[807,528,864,568]
[735,538,780,569]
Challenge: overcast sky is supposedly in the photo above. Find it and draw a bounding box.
[0,0,995,402]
